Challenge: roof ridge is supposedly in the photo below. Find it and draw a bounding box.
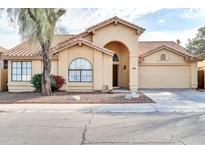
[86,16,145,32]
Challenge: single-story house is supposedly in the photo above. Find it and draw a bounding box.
[2,16,200,92]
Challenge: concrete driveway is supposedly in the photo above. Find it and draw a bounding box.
[142,89,205,112]
[0,89,204,113]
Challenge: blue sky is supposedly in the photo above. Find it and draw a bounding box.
[0,8,205,49]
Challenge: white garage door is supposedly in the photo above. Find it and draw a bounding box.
[139,65,191,88]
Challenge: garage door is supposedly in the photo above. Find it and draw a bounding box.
[139,65,191,88]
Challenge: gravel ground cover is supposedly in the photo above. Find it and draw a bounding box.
[0,91,155,104]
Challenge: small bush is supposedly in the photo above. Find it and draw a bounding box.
[31,74,65,92]
[52,75,65,91]
[31,74,42,91]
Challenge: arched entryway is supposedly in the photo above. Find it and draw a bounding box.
[104,41,129,89]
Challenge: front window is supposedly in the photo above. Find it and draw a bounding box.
[69,58,93,82]
[11,61,32,82]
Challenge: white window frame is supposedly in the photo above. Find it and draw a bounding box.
[68,58,93,82]
[11,61,32,82]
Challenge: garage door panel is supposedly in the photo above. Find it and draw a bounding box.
[139,66,190,88]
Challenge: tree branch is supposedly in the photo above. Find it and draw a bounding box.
[55,9,66,20]
[27,8,37,22]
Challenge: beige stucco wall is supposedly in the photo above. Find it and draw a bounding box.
[0,54,4,69]
[57,44,112,92]
[7,44,112,92]
[92,23,139,91]
[139,49,198,88]
[190,62,198,88]
[198,59,205,69]
[102,54,112,90]
[142,49,187,64]
[7,60,58,92]
[104,42,129,88]
[0,59,3,69]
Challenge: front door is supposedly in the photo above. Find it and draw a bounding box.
[113,65,118,87]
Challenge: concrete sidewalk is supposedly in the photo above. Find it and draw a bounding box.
[0,103,157,113]
[0,102,205,113]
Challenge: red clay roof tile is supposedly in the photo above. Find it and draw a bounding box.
[138,41,191,57]
[2,17,191,58]
[0,47,8,54]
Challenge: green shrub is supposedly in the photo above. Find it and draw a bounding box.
[31,73,63,92]
[31,74,42,91]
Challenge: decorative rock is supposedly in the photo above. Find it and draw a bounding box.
[73,95,80,101]
[69,95,81,101]
[124,94,132,100]
[131,92,140,98]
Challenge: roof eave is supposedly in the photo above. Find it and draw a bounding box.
[51,39,114,56]
[1,55,58,60]
[140,46,191,58]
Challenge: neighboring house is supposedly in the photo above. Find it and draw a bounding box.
[0,47,8,69]
[2,16,200,92]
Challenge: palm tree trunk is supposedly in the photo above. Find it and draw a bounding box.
[41,40,51,96]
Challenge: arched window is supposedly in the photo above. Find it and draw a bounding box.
[69,58,93,82]
[160,53,167,61]
[113,53,119,61]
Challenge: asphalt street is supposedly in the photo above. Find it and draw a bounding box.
[0,111,205,144]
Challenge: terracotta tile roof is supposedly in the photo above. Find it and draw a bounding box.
[51,38,115,56]
[86,16,145,34]
[3,16,145,58]
[138,41,191,57]
[0,47,8,54]
[2,17,192,58]
[56,31,88,47]
[57,16,145,46]
[2,35,75,57]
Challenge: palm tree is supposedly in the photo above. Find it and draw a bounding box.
[7,8,66,95]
